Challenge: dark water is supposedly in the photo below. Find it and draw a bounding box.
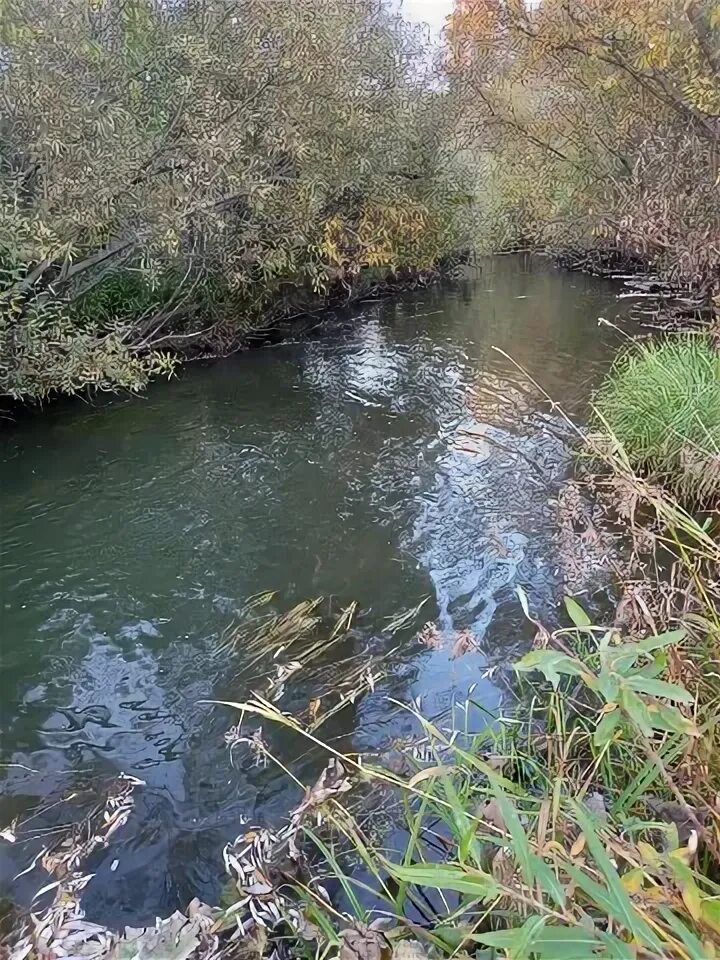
[0,258,626,925]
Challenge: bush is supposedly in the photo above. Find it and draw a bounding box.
[594,336,720,502]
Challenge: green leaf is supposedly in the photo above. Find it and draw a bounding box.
[657,904,708,960]
[594,709,622,748]
[596,671,620,702]
[619,688,655,737]
[625,676,694,704]
[634,652,667,679]
[491,788,565,908]
[646,701,697,737]
[477,923,614,958]
[514,649,591,689]
[637,628,686,653]
[565,596,592,627]
[388,862,500,900]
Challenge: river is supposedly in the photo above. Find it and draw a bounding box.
[0,257,627,926]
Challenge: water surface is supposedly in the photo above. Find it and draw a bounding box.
[0,257,625,924]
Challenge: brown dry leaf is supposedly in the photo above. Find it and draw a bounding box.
[484,754,507,772]
[308,698,321,721]
[570,833,586,858]
[491,846,515,886]
[236,923,268,960]
[480,798,506,833]
[392,942,430,959]
[339,925,390,960]
[408,766,451,788]
[450,629,479,659]
[417,621,444,650]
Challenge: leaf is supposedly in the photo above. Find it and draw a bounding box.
[594,708,622,748]
[491,789,565,908]
[114,912,201,960]
[657,905,708,960]
[621,867,645,894]
[637,629,686,653]
[407,766,451,788]
[477,923,611,958]
[701,899,720,936]
[619,688,654,737]
[514,649,591,689]
[565,596,591,627]
[392,942,429,960]
[387,863,500,900]
[451,629,479,659]
[625,677,695,704]
[516,584,531,619]
[570,803,664,951]
[570,834,586,858]
[339,926,387,960]
[646,702,698,737]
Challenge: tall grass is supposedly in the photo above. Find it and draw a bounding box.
[593,336,720,503]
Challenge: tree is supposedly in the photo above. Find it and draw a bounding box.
[0,0,472,400]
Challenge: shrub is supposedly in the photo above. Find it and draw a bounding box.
[594,336,720,503]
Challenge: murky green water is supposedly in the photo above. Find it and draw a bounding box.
[0,258,627,925]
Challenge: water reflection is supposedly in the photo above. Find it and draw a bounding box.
[0,258,627,925]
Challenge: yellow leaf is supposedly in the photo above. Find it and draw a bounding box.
[681,879,703,923]
[570,834,586,858]
[621,867,645,894]
[637,841,662,870]
[407,766,451,788]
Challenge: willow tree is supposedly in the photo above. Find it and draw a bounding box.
[0,0,471,400]
[448,0,720,298]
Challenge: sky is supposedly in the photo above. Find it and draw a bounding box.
[400,0,454,38]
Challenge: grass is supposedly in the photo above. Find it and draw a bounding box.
[593,335,720,503]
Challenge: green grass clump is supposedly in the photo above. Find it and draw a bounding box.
[594,335,720,502]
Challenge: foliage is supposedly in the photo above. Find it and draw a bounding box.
[593,335,720,502]
[447,0,720,297]
[0,0,472,401]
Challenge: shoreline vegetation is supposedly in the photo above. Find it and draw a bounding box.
[1,0,719,957]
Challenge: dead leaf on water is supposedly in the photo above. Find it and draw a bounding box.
[417,621,443,650]
[450,629,479,659]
